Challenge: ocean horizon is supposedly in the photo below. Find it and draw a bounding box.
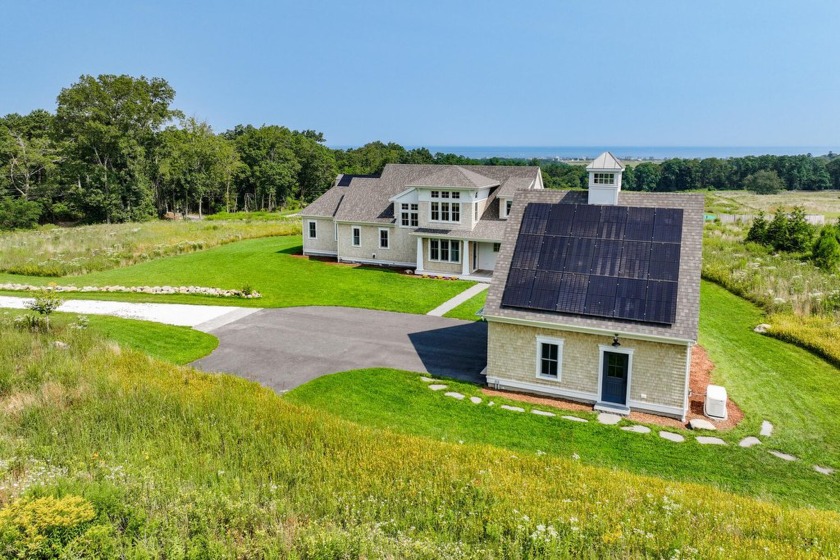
[330,145,838,160]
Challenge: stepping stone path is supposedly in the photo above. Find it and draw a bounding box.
[760,421,774,437]
[659,431,685,443]
[621,425,651,434]
[420,377,435,383]
[739,437,762,448]
[469,396,482,404]
[488,401,495,407]
[444,392,465,400]
[768,450,797,462]
[597,413,622,425]
[428,384,448,391]
[814,465,835,476]
[531,409,556,417]
[696,436,727,445]
[563,415,588,423]
[501,405,525,412]
[689,418,717,431]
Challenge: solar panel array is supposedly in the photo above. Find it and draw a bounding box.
[501,203,684,325]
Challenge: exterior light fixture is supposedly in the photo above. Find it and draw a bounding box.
[612,334,621,347]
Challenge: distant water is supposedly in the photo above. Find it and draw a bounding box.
[347,146,838,160]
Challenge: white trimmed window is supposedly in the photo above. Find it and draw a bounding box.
[307,220,317,239]
[379,228,389,249]
[430,201,460,223]
[428,239,460,263]
[535,335,564,380]
[400,203,419,227]
[493,243,501,252]
[351,226,361,247]
[593,173,615,185]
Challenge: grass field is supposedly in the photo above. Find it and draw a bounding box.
[0,219,301,277]
[0,236,474,314]
[705,190,840,218]
[287,281,840,510]
[443,290,488,320]
[0,323,837,557]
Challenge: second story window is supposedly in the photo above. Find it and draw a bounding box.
[431,201,460,223]
[400,203,419,227]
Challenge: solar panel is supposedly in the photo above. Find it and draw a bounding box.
[502,202,683,325]
[652,209,684,243]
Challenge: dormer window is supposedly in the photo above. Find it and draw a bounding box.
[593,173,616,185]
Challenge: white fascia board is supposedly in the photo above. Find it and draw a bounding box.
[388,187,418,203]
[484,314,695,346]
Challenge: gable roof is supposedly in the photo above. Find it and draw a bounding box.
[302,164,541,224]
[586,151,625,171]
[484,190,703,343]
[406,166,500,189]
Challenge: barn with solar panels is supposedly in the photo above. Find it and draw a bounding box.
[483,153,703,420]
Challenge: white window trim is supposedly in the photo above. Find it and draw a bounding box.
[596,344,634,405]
[428,238,461,264]
[307,220,317,239]
[535,335,564,381]
[351,225,361,247]
[399,203,419,228]
[429,201,461,224]
[378,227,390,249]
[500,198,512,219]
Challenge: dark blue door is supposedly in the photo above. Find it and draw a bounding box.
[602,352,629,405]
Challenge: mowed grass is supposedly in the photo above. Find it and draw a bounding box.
[443,289,488,321]
[0,236,475,314]
[0,219,300,276]
[0,310,217,365]
[0,325,837,557]
[288,281,840,510]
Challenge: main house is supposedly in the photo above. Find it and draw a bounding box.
[483,153,703,420]
[301,164,544,279]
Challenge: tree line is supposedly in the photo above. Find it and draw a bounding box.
[2,73,840,230]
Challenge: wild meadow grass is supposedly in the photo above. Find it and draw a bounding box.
[0,219,301,277]
[705,190,840,218]
[0,322,837,558]
[703,221,840,365]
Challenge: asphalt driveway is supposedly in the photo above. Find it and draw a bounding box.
[191,306,487,392]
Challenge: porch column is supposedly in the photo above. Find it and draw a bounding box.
[416,237,424,272]
[461,240,470,276]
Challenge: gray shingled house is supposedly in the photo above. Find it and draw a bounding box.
[484,153,703,420]
[300,164,544,279]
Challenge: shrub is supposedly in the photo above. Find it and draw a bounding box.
[25,291,63,317]
[744,170,784,194]
[750,206,814,253]
[812,227,840,271]
[746,210,768,244]
[0,197,42,230]
[0,495,96,558]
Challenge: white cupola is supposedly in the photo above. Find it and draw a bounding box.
[586,152,625,205]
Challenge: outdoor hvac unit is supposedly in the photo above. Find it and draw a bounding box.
[704,384,728,420]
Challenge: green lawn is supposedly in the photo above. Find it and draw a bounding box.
[0,323,836,557]
[287,281,840,510]
[443,289,487,320]
[0,236,474,314]
[1,310,217,365]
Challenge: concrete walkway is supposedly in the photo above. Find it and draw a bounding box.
[0,295,259,331]
[427,284,489,317]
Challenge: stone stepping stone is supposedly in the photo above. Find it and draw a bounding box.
[428,384,448,391]
[531,409,556,417]
[501,405,525,412]
[562,415,588,423]
[487,401,495,407]
[444,392,464,400]
[739,437,762,448]
[768,450,797,462]
[689,418,717,431]
[760,421,774,437]
[621,425,651,434]
[814,465,835,476]
[659,431,685,443]
[696,436,727,445]
[597,413,622,425]
[420,377,436,383]
[469,396,482,404]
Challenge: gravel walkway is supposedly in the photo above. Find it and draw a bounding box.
[0,295,259,331]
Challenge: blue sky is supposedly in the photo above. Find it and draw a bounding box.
[1,1,838,147]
